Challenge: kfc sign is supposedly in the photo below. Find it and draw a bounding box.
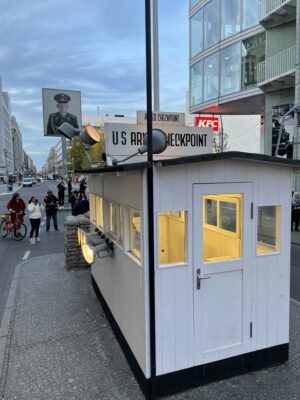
[195,117,219,131]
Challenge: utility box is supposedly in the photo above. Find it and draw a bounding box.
[83,152,296,398]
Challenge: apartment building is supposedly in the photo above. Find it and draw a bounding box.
[189,0,300,188]
[0,77,13,179]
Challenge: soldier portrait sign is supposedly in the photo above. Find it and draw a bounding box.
[42,88,82,136]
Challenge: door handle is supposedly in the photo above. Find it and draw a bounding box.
[196,268,211,290]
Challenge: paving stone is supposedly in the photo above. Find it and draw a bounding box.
[1,254,300,399]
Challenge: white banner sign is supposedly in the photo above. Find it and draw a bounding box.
[136,110,185,126]
[105,123,212,163]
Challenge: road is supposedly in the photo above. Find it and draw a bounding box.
[0,180,69,323]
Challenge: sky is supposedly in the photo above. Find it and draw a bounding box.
[0,0,189,169]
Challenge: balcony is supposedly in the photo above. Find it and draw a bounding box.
[258,0,296,28]
[257,45,295,92]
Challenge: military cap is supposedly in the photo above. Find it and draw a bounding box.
[54,93,71,103]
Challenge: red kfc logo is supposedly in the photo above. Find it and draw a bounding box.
[195,117,219,131]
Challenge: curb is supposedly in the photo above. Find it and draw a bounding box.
[0,185,23,197]
[0,263,20,386]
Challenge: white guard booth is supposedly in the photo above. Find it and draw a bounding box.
[83,151,298,398]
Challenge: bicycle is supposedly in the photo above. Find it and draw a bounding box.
[0,212,27,241]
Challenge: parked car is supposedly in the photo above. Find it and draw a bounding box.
[22,177,33,187]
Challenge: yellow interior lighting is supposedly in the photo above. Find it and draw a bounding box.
[203,194,243,263]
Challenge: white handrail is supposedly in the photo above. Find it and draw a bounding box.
[257,45,295,83]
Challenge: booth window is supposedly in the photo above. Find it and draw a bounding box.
[257,205,281,254]
[96,196,104,229]
[109,202,123,244]
[158,211,187,267]
[90,194,96,224]
[203,194,242,262]
[129,208,141,259]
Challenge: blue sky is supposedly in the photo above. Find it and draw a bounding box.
[1,0,189,169]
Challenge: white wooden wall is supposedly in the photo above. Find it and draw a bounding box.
[154,160,292,376]
[88,172,150,378]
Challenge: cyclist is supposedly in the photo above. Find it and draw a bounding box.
[7,193,26,237]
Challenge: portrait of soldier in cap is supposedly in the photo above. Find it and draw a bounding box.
[46,93,79,135]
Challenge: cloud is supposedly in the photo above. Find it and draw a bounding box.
[1,0,189,168]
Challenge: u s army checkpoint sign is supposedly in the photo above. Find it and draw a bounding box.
[105,123,213,163]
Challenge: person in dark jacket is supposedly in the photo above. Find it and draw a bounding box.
[79,178,87,195]
[57,181,65,208]
[44,190,59,231]
[73,193,89,216]
[69,190,79,215]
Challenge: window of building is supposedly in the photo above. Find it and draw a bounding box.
[221,0,241,39]
[203,194,243,262]
[191,9,203,58]
[257,205,281,254]
[158,211,187,267]
[129,209,141,259]
[241,33,265,90]
[204,0,220,49]
[109,202,123,244]
[204,53,219,101]
[220,43,241,96]
[190,0,200,8]
[191,61,203,107]
[89,194,96,224]
[243,0,259,29]
[96,196,104,229]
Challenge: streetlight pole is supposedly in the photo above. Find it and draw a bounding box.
[145,0,156,398]
[153,0,160,112]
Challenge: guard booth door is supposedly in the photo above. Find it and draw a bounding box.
[193,183,253,365]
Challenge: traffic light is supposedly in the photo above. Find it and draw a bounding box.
[271,118,293,158]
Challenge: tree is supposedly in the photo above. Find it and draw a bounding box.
[90,126,105,165]
[213,131,229,153]
[67,137,90,171]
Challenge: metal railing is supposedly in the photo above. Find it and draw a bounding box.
[259,0,291,20]
[257,45,295,83]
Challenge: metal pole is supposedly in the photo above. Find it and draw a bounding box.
[219,114,224,152]
[153,0,160,112]
[145,0,156,398]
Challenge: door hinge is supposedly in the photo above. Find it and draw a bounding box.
[251,202,254,220]
[250,322,253,338]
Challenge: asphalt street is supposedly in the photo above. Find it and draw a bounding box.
[0,180,69,323]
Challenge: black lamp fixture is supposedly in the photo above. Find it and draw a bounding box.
[111,128,168,165]
[57,122,101,145]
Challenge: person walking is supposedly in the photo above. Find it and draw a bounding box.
[67,178,72,198]
[292,192,300,231]
[79,178,87,195]
[57,181,65,209]
[44,190,59,231]
[28,196,43,244]
[7,193,26,237]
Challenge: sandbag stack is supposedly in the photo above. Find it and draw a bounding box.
[64,215,90,270]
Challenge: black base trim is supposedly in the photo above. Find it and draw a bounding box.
[92,276,289,399]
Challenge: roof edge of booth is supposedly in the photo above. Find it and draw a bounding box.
[76,151,300,175]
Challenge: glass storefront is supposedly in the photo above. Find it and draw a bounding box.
[243,0,259,29]
[191,9,203,58]
[190,0,261,58]
[190,0,200,8]
[190,32,265,107]
[204,53,219,101]
[220,43,241,96]
[221,0,241,39]
[241,33,265,89]
[204,0,220,50]
[191,61,203,107]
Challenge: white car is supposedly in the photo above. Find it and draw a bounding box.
[22,178,33,187]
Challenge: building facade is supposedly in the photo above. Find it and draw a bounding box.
[189,0,300,187]
[11,116,23,177]
[0,77,13,180]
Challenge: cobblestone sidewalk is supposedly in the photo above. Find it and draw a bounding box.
[1,254,300,399]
